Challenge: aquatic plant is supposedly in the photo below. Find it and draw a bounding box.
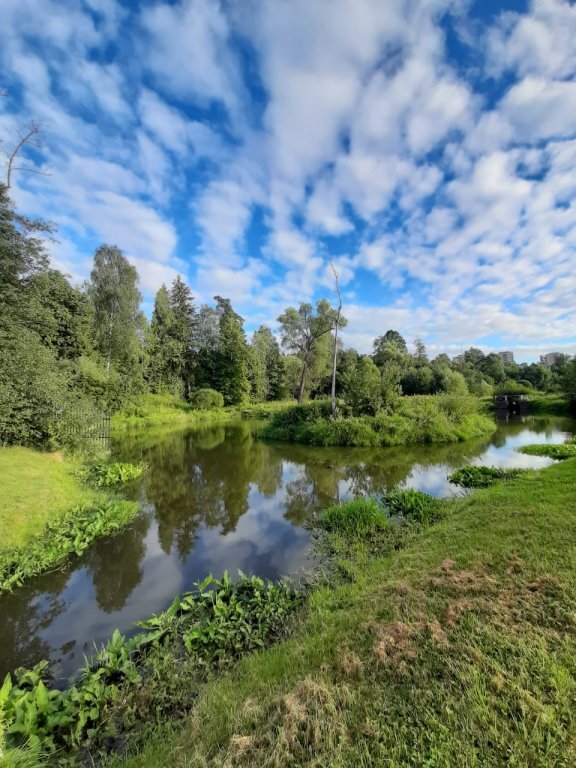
[85,461,145,486]
[517,443,576,460]
[0,500,139,593]
[449,465,527,488]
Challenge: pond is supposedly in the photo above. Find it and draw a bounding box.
[1,414,574,682]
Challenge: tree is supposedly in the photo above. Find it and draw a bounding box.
[373,330,409,368]
[169,275,196,397]
[193,304,221,389]
[343,357,382,416]
[278,299,345,404]
[214,297,250,405]
[1,120,50,190]
[88,245,142,377]
[329,260,346,417]
[147,284,178,393]
[413,338,428,363]
[251,326,284,401]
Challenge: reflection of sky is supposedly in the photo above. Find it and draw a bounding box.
[2,416,574,681]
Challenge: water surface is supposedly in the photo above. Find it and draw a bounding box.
[1,415,573,681]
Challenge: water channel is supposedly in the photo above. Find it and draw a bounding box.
[1,414,574,682]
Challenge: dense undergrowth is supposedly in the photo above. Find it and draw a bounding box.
[0,500,139,593]
[262,395,495,447]
[84,462,145,487]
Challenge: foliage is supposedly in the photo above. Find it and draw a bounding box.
[494,379,533,395]
[214,297,250,406]
[85,462,145,487]
[0,574,302,761]
[382,489,442,524]
[342,357,383,416]
[263,396,495,447]
[278,300,346,403]
[191,388,224,410]
[0,500,139,593]
[518,443,576,460]
[449,465,527,488]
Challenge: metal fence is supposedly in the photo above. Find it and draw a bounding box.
[60,408,111,444]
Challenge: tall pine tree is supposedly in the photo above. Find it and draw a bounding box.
[169,275,196,398]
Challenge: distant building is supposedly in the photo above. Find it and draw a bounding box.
[540,352,562,367]
[498,350,514,364]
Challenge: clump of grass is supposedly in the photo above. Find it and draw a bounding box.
[0,500,139,593]
[449,465,527,488]
[382,489,443,525]
[317,498,389,535]
[85,462,146,487]
[518,443,576,460]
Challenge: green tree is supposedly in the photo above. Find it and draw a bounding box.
[413,338,428,363]
[214,297,250,405]
[146,284,180,394]
[278,300,344,403]
[169,275,196,397]
[373,330,409,369]
[343,357,383,416]
[88,244,142,375]
[251,325,284,401]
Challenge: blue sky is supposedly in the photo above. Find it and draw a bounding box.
[1,0,575,361]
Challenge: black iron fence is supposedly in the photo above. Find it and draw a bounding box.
[59,407,111,443]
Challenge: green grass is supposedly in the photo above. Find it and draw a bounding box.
[527,393,574,416]
[107,457,576,768]
[518,443,576,460]
[111,394,295,432]
[0,447,100,553]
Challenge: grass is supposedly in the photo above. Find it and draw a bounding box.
[106,457,576,768]
[0,447,100,553]
[527,393,574,416]
[518,443,576,460]
[111,394,295,432]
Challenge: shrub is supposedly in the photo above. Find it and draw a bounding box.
[449,465,527,488]
[317,498,389,535]
[303,418,380,447]
[494,380,533,395]
[343,357,383,416]
[517,443,576,460]
[191,388,224,410]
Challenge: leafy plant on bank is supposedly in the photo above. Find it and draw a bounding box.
[85,462,146,487]
[0,500,139,593]
[0,573,303,762]
[449,465,528,488]
[382,488,443,525]
[517,443,576,460]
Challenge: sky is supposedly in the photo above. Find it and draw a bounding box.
[0,0,575,362]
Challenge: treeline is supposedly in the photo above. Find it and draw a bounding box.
[1,184,575,448]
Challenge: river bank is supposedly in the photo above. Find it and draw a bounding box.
[107,453,576,768]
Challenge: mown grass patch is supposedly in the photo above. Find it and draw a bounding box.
[518,443,576,460]
[102,458,576,768]
[0,447,101,553]
[449,464,528,487]
[0,500,139,593]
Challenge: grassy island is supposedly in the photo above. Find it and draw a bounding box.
[261,395,495,447]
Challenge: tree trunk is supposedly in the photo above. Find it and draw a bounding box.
[298,360,307,404]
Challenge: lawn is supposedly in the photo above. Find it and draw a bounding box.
[109,457,576,768]
[0,447,100,552]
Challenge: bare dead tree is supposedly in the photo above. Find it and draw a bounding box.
[330,258,343,418]
[1,120,51,189]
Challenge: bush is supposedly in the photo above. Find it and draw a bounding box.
[343,357,383,416]
[303,417,380,447]
[494,380,533,395]
[191,388,224,410]
[449,465,527,488]
[85,462,145,486]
